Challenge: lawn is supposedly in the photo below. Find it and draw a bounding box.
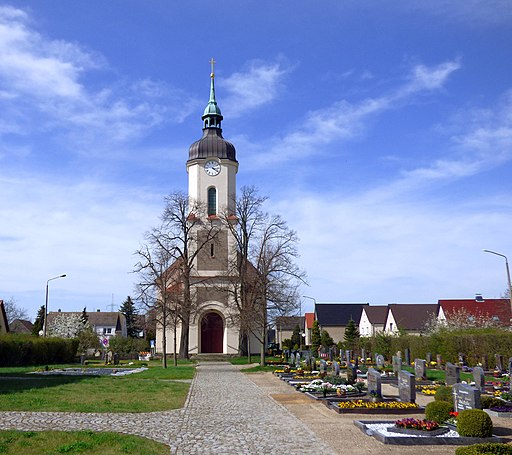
[0,430,169,455]
[0,361,195,413]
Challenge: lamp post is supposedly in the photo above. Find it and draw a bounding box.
[482,249,512,322]
[44,274,67,337]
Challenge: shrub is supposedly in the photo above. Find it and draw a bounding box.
[435,385,454,404]
[481,396,505,409]
[425,400,453,424]
[456,409,493,438]
[455,443,512,454]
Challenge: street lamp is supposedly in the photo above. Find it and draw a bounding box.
[482,249,512,321]
[44,274,67,337]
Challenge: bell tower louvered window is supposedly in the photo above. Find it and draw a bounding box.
[208,187,217,215]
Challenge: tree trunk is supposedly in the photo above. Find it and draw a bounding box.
[179,314,190,359]
[162,319,168,369]
[173,322,178,367]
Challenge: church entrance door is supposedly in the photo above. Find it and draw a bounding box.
[200,312,223,353]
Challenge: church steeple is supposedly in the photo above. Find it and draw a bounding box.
[188,59,237,162]
[202,58,223,129]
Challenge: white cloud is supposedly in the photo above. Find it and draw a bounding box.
[221,59,292,117]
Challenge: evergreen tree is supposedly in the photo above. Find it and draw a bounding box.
[120,296,139,338]
[311,320,321,352]
[344,318,360,345]
[320,329,334,347]
[291,324,301,349]
[32,305,45,336]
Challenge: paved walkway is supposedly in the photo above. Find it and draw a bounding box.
[0,362,336,454]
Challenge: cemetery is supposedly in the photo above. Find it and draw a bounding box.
[271,347,512,447]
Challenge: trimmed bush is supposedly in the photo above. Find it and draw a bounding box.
[425,400,453,423]
[481,396,505,409]
[435,385,454,404]
[457,409,493,438]
[455,443,512,454]
[0,334,78,366]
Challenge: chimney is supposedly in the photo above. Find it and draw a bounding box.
[58,309,61,312]
[97,309,101,312]
[475,294,485,303]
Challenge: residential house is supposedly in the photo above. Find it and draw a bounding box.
[0,300,8,333]
[275,316,304,348]
[9,319,33,334]
[438,298,511,327]
[315,303,369,343]
[384,303,438,335]
[359,305,388,337]
[304,312,315,346]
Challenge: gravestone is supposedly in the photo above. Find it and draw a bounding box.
[481,354,488,371]
[436,354,443,369]
[333,360,340,376]
[496,354,504,372]
[295,351,301,366]
[346,363,358,385]
[289,352,295,366]
[414,359,427,380]
[398,370,416,403]
[453,383,481,412]
[445,362,461,386]
[361,348,366,362]
[367,368,382,397]
[375,354,385,369]
[426,352,432,365]
[472,366,485,391]
[405,348,411,366]
[310,357,316,371]
[329,347,334,361]
[392,355,402,376]
[346,350,351,363]
[319,359,327,374]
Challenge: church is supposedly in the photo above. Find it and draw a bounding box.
[156,63,262,356]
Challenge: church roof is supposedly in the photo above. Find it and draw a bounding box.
[188,61,237,162]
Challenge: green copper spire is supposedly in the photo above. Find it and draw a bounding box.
[202,58,223,128]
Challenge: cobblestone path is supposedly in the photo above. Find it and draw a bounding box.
[0,362,336,454]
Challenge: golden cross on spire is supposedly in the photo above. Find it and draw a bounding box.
[209,57,216,78]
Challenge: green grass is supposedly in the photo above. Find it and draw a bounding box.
[0,362,195,413]
[0,430,169,454]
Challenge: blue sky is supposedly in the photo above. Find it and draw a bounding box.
[1,1,512,321]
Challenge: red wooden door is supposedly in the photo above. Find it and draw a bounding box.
[201,312,223,353]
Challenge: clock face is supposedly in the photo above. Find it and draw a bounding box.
[204,160,221,176]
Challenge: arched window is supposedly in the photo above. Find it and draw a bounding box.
[207,187,217,215]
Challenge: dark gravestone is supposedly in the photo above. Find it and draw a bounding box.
[310,357,316,371]
[481,354,488,371]
[496,354,504,372]
[375,354,385,370]
[436,354,443,369]
[398,370,416,403]
[414,359,427,380]
[472,366,485,391]
[405,348,411,366]
[329,347,334,362]
[289,352,295,366]
[333,360,340,376]
[453,383,481,413]
[392,355,402,376]
[367,368,382,397]
[319,359,327,374]
[445,362,461,386]
[346,363,357,385]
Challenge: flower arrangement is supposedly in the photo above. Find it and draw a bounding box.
[416,384,439,395]
[337,400,419,409]
[299,379,336,393]
[395,418,440,431]
[445,411,458,425]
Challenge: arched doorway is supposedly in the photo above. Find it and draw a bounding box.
[200,312,224,353]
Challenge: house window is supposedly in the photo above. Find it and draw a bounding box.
[208,187,217,215]
[389,323,393,332]
[210,243,215,257]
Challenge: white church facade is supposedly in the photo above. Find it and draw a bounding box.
[156,63,262,356]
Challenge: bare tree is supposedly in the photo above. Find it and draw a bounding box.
[4,297,28,325]
[221,186,307,365]
[134,191,220,362]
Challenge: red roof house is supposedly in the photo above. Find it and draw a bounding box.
[438,298,511,327]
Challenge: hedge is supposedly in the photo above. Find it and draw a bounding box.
[0,334,79,366]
